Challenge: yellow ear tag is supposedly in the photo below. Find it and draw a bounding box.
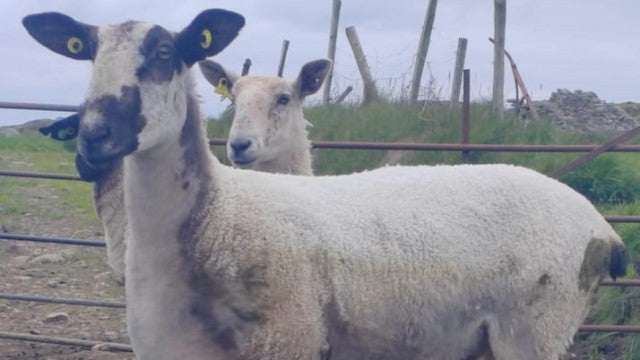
[200,29,213,49]
[214,78,230,100]
[67,37,83,54]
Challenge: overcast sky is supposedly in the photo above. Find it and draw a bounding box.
[1,1,639,126]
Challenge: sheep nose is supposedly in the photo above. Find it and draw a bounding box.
[230,138,252,155]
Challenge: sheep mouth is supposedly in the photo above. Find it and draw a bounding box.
[75,153,117,183]
[231,157,257,168]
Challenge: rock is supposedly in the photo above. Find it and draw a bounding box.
[28,253,65,265]
[43,311,69,323]
[28,329,41,335]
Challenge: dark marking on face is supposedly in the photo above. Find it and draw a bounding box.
[182,180,190,190]
[136,26,182,82]
[77,85,145,180]
[579,238,610,291]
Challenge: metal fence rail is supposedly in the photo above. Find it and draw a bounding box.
[0,293,125,308]
[0,331,132,352]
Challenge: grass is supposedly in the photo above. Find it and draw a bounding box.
[0,133,96,223]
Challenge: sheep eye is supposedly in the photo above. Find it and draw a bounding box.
[277,94,290,106]
[158,45,172,60]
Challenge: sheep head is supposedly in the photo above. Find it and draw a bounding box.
[199,59,331,170]
[23,10,244,181]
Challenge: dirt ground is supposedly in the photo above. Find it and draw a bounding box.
[0,180,135,359]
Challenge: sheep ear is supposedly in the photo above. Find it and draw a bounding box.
[198,60,239,98]
[176,9,245,67]
[23,12,97,60]
[39,113,80,141]
[294,59,332,98]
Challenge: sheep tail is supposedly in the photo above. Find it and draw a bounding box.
[609,237,629,281]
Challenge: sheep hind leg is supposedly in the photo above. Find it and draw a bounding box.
[464,323,495,360]
[481,320,541,360]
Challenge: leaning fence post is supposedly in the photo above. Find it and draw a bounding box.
[409,0,439,104]
[449,38,468,107]
[323,0,342,105]
[492,0,506,117]
[345,26,379,104]
[277,40,290,77]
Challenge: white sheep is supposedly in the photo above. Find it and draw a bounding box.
[25,9,628,360]
[40,62,328,283]
[199,59,332,175]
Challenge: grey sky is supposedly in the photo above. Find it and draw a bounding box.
[1,1,638,126]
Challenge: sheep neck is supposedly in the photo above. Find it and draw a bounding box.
[254,133,313,175]
[122,89,238,357]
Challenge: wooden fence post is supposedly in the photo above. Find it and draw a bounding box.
[462,69,470,163]
[492,0,506,117]
[241,58,252,76]
[449,38,468,107]
[409,0,439,104]
[345,26,379,104]
[277,40,290,77]
[323,0,341,105]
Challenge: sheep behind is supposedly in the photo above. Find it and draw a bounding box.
[199,59,332,175]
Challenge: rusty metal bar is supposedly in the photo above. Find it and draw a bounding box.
[0,233,105,247]
[600,279,640,287]
[0,170,81,181]
[208,139,640,152]
[578,324,640,333]
[551,125,640,178]
[0,331,133,352]
[0,293,124,308]
[0,101,79,112]
[489,38,541,122]
[604,215,640,223]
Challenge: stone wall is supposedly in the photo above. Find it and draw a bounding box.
[530,89,638,135]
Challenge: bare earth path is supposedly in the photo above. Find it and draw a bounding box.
[0,153,135,359]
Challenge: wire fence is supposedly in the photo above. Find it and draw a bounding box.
[2,101,640,353]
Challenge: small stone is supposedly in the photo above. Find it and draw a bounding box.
[91,343,110,352]
[29,253,64,265]
[43,311,69,323]
[13,275,32,281]
[28,329,40,335]
[103,330,118,341]
[13,255,30,266]
[94,271,112,280]
[7,244,25,254]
